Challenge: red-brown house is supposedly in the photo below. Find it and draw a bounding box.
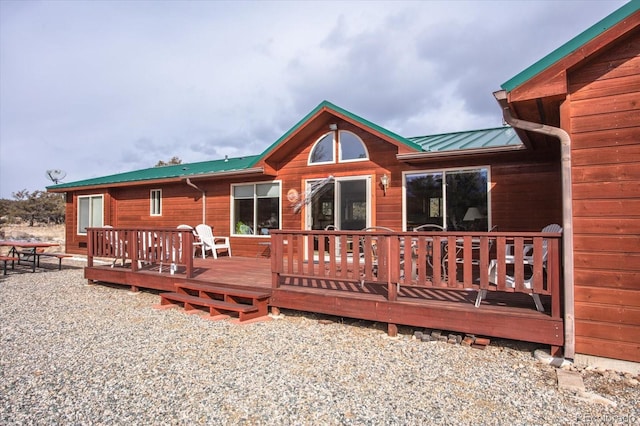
[49,3,639,366]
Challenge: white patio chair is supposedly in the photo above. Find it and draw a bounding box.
[103,225,127,267]
[195,224,231,259]
[476,224,562,312]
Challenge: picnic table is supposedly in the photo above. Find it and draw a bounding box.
[0,240,68,273]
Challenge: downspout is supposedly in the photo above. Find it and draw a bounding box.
[185,178,206,224]
[493,90,575,360]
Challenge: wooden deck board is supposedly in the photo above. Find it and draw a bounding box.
[85,255,563,347]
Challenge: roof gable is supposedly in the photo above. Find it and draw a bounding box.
[502,1,640,99]
[255,100,423,166]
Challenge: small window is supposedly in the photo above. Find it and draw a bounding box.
[150,189,162,216]
[77,194,104,234]
[309,133,335,164]
[339,131,368,161]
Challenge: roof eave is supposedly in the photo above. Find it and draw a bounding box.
[46,167,266,193]
[396,144,527,162]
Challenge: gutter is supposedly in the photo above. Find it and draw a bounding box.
[185,178,206,224]
[397,144,526,161]
[493,90,575,360]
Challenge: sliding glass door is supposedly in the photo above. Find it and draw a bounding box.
[306,176,370,231]
[405,168,489,231]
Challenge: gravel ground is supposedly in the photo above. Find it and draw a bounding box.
[1,263,638,425]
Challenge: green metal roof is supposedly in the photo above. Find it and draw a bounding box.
[408,126,522,152]
[502,0,640,91]
[47,155,260,191]
[47,102,524,191]
[256,100,423,160]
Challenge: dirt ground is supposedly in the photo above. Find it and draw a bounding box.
[0,224,66,253]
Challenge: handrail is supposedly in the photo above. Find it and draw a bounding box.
[86,227,195,278]
[270,230,562,318]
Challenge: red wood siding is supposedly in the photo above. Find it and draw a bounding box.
[568,32,640,363]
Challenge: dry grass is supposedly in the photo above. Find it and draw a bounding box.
[0,224,66,253]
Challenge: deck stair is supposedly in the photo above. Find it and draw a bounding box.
[160,282,271,322]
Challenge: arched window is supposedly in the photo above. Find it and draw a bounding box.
[308,132,334,164]
[308,130,368,165]
[339,131,368,162]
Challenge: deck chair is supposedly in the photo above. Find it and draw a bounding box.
[413,224,445,269]
[157,225,197,274]
[103,225,127,267]
[195,224,231,259]
[178,224,201,258]
[359,227,395,277]
[476,224,562,312]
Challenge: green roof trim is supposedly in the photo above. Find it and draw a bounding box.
[47,103,524,192]
[408,126,522,152]
[255,100,422,161]
[502,0,640,91]
[47,155,260,191]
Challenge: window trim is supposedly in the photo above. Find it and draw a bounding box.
[338,130,369,163]
[402,166,492,232]
[150,189,162,216]
[77,194,104,235]
[308,132,336,166]
[230,180,282,238]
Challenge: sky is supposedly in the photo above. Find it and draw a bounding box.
[0,0,629,199]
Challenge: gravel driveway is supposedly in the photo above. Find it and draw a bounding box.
[1,264,638,425]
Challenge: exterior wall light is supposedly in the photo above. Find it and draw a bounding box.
[380,173,389,195]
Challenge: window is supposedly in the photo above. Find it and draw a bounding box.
[232,182,281,236]
[339,131,368,161]
[309,133,334,164]
[77,195,104,234]
[404,168,490,231]
[309,130,368,165]
[150,189,162,216]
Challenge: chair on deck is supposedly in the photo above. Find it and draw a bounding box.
[476,224,562,312]
[195,224,231,259]
[359,227,395,277]
[103,225,127,267]
[413,224,445,269]
[157,225,198,274]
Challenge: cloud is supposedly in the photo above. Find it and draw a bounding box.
[0,0,628,198]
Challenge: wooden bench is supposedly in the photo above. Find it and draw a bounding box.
[0,255,18,275]
[37,253,73,270]
[18,250,72,271]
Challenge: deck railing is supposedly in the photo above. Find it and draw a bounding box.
[86,227,195,278]
[270,230,562,316]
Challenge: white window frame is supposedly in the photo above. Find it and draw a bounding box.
[402,166,492,231]
[77,194,104,235]
[150,189,162,216]
[230,180,282,237]
[308,132,336,165]
[308,130,370,166]
[338,130,369,163]
[304,174,372,231]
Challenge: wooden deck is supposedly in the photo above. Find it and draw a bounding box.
[85,254,563,353]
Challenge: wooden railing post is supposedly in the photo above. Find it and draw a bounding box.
[87,228,94,267]
[548,237,562,319]
[271,232,282,289]
[185,230,194,278]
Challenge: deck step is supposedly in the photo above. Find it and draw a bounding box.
[175,282,270,300]
[160,292,261,320]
